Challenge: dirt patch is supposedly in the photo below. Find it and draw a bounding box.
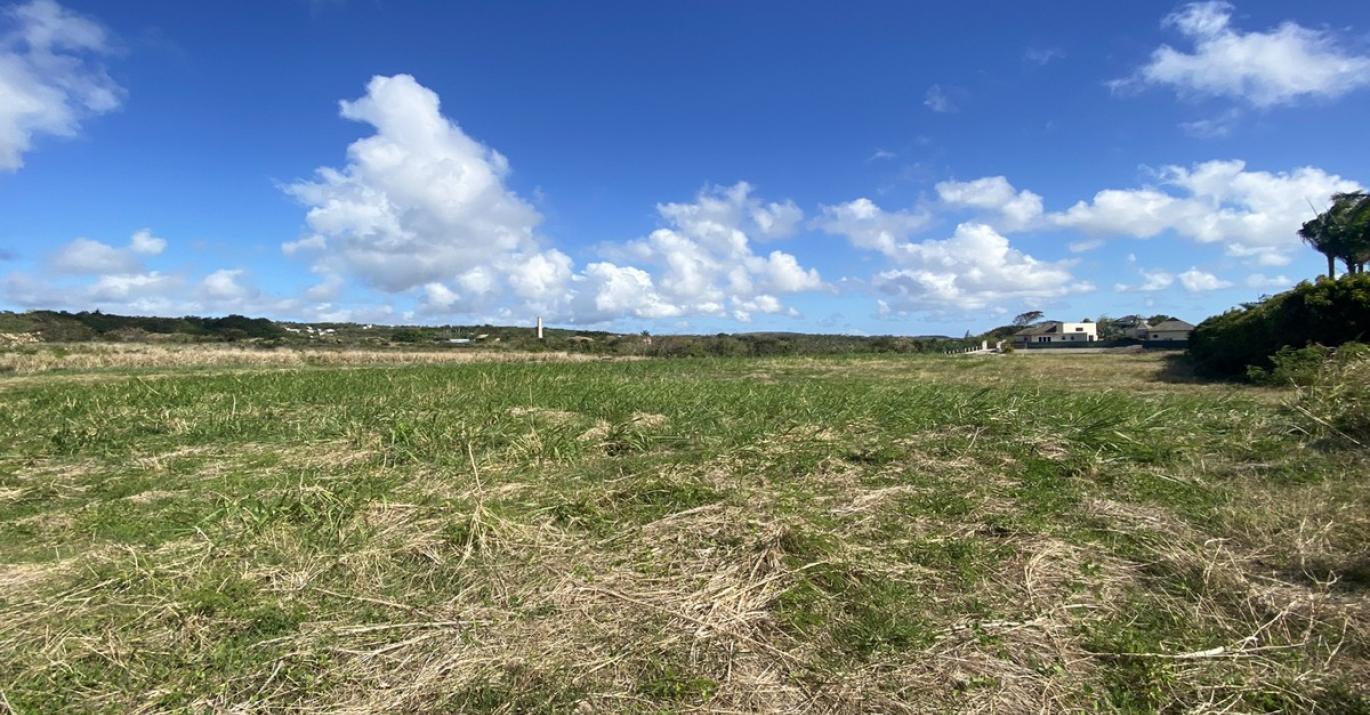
[630,412,669,429]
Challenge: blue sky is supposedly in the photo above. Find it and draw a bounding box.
[2,0,1368,334]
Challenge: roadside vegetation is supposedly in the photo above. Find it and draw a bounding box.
[1,350,1366,712]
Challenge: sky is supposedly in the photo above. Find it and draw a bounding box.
[2,0,1369,335]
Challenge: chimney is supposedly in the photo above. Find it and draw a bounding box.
[536,316,544,340]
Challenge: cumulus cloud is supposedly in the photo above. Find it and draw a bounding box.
[1178,267,1232,292]
[1116,1,1370,107]
[282,75,823,326]
[576,183,822,324]
[1052,159,1361,265]
[0,0,122,171]
[283,74,572,314]
[87,271,180,302]
[814,198,932,256]
[5,231,308,317]
[819,198,1088,314]
[128,229,166,255]
[51,229,165,274]
[575,262,682,320]
[199,268,256,303]
[936,176,1045,231]
[655,181,804,243]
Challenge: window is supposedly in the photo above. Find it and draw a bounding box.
[1074,327,1084,332]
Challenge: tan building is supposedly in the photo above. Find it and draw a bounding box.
[1141,319,1195,342]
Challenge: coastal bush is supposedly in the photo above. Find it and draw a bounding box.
[1188,274,1370,378]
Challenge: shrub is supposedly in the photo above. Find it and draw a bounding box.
[1189,274,1370,378]
[1287,343,1370,446]
[1248,344,1335,386]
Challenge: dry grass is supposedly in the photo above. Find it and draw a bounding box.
[0,342,616,376]
[0,351,1364,712]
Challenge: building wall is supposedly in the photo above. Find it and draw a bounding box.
[1057,323,1098,341]
[1145,330,1190,342]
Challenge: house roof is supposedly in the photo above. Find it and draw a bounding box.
[1148,319,1194,332]
[1013,321,1061,336]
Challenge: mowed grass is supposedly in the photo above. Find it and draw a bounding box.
[0,351,1366,712]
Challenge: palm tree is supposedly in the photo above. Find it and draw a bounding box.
[1300,192,1370,278]
[1299,211,1340,279]
[1329,192,1370,274]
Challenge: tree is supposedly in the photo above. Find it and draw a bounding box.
[1300,212,1340,279]
[1095,315,1123,340]
[1330,191,1370,274]
[1012,310,1044,326]
[1300,191,1370,278]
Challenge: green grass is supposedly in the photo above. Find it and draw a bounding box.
[0,351,1366,712]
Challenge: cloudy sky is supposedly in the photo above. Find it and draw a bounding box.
[2,1,1368,334]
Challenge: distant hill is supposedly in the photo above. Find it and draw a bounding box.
[0,310,282,342]
[0,309,977,357]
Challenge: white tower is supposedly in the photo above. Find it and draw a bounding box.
[536,316,544,340]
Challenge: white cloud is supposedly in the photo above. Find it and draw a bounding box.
[1025,47,1065,66]
[1245,272,1291,290]
[575,262,682,321]
[302,272,344,301]
[1117,1,1370,107]
[578,183,822,324]
[923,84,956,113]
[814,198,932,257]
[1068,239,1104,253]
[655,180,804,243]
[87,271,180,302]
[52,237,138,274]
[936,176,1044,231]
[1051,159,1361,265]
[1114,269,1175,292]
[1178,267,1232,292]
[283,74,570,315]
[0,0,122,171]
[5,231,310,318]
[282,76,822,326]
[128,229,166,255]
[420,281,459,311]
[820,201,1090,314]
[1179,109,1242,138]
[199,269,257,303]
[51,229,164,275]
[281,234,325,255]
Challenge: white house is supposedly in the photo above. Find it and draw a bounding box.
[1012,320,1098,346]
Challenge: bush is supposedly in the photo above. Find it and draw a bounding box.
[1189,274,1370,378]
[1248,344,1335,386]
[1287,343,1370,446]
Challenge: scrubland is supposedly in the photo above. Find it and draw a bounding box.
[0,349,1365,712]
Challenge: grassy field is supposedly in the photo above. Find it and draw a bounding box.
[0,348,1366,712]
